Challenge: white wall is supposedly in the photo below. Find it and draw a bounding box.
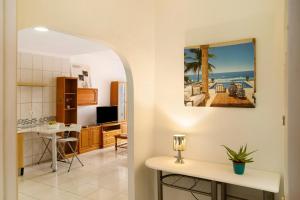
[2,0,17,199]
[287,0,300,199]
[70,50,126,125]
[154,0,285,199]
[15,1,290,200]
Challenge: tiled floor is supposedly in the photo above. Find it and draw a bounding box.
[18,148,128,200]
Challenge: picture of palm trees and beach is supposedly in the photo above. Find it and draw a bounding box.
[184,39,256,108]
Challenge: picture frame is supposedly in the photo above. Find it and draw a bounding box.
[184,38,256,108]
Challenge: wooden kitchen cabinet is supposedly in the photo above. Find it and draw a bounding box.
[17,133,24,176]
[79,125,101,154]
[101,123,122,148]
[79,128,90,153]
[77,88,98,106]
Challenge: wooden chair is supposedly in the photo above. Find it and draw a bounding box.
[114,134,128,151]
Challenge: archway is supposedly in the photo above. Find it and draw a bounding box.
[16,27,135,200]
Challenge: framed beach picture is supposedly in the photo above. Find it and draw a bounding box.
[184,38,256,108]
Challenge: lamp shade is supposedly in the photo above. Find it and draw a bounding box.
[173,134,186,151]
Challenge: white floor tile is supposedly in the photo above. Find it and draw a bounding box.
[18,148,128,200]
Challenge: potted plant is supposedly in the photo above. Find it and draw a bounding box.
[222,145,257,175]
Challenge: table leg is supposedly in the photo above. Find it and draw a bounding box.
[211,181,217,200]
[220,182,227,200]
[263,191,274,200]
[52,133,57,172]
[157,170,163,200]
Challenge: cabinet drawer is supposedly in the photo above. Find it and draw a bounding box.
[103,137,115,146]
[103,129,121,137]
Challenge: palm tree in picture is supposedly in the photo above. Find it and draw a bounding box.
[184,48,216,83]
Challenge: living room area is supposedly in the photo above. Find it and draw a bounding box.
[17,28,129,200]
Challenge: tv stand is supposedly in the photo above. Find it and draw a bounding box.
[101,122,122,148]
[100,122,120,127]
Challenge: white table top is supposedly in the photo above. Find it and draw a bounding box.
[145,156,280,193]
[17,125,69,134]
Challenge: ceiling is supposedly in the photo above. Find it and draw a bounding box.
[18,28,109,57]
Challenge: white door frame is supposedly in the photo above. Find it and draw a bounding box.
[0,0,4,197]
[1,0,17,199]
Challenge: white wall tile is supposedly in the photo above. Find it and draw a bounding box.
[20,87,32,103]
[17,53,21,69]
[24,140,33,157]
[17,69,21,82]
[62,59,70,73]
[20,69,33,83]
[32,87,43,103]
[62,72,70,77]
[20,103,32,119]
[23,133,33,141]
[43,56,54,71]
[17,86,21,104]
[31,132,40,139]
[20,53,33,69]
[32,70,43,84]
[33,55,43,70]
[17,103,21,120]
[52,72,61,86]
[52,87,56,102]
[50,103,56,116]
[32,138,43,156]
[42,87,52,103]
[24,156,33,167]
[43,71,53,86]
[53,57,62,72]
[32,103,43,119]
[42,103,51,117]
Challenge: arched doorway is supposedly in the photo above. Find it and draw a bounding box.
[16,28,134,200]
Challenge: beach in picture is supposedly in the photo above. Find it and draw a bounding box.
[184,39,256,108]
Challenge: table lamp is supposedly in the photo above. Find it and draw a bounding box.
[173,134,186,164]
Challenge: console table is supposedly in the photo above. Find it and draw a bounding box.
[145,156,280,200]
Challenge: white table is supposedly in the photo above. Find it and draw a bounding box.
[145,156,280,200]
[18,125,70,172]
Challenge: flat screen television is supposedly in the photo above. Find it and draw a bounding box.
[96,106,118,124]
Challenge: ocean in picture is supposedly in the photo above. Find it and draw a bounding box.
[185,70,254,84]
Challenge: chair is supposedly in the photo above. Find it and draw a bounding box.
[114,134,128,151]
[36,123,64,165]
[57,124,84,172]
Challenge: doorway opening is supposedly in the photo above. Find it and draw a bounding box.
[16,28,133,200]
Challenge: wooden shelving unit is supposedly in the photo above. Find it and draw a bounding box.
[56,77,78,125]
[56,77,78,157]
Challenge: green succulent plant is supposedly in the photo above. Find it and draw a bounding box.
[222,145,257,163]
